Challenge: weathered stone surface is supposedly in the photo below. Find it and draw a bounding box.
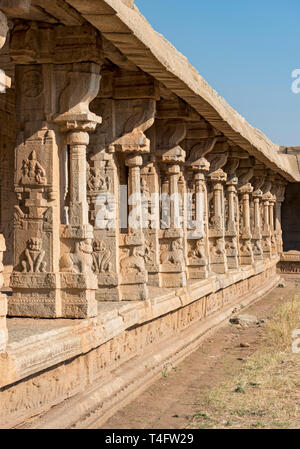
[0,0,297,429]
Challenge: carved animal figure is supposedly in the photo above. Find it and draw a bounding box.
[60,239,94,274]
[189,239,206,260]
[120,246,146,276]
[160,240,184,265]
[253,240,263,255]
[212,238,225,256]
[226,237,238,256]
[241,240,252,255]
[21,238,46,273]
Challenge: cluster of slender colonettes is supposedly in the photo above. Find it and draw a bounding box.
[0,3,287,351]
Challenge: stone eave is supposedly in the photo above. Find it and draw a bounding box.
[65,0,299,182]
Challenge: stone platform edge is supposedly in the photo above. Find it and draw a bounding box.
[0,258,279,428]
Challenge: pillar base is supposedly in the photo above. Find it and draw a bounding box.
[188,261,208,280]
[226,256,239,269]
[120,283,148,301]
[160,269,187,288]
[60,273,98,318]
[210,262,228,274]
[9,273,61,318]
[0,294,7,353]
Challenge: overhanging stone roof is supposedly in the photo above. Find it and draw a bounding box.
[66,0,299,182]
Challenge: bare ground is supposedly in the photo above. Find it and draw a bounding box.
[101,283,300,429]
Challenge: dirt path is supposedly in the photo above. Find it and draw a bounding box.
[101,284,298,429]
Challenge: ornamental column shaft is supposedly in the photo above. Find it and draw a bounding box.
[237,167,254,266]
[224,156,239,270]
[251,176,264,261]
[207,152,228,274]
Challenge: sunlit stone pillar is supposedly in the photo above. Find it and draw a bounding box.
[207,152,228,274]
[186,150,211,279]
[274,182,286,254]
[156,118,187,288]
[224,157,239,270]
[237,166,254,266]
[55,63,102,318]
[114,97,156,300]
[0,5,11,351]
[251,177,264,261]
[269,194,277,256]
[0,235,7,352]
[262,193,272,259]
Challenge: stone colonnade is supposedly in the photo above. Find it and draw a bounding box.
[0,4,11,352]
[0,13,287,323]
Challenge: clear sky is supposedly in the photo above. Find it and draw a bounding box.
[135,0,300,146]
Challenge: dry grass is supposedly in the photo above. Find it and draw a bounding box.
[189,295,300,429]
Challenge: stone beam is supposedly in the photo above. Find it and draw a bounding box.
[0,0,30,16]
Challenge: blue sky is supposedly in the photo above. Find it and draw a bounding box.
[135,0,300,146]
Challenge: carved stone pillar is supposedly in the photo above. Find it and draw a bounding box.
[52,63,102,317]
[141,154,160,287]
[117,154,148,301]
[237,167,254,266]
[261,178,273,260]
[114,97,156,300]
[0,235,7,352]
[262,195,272,259]
[156,118,187,288]
[207,152,228,274]
[269,194,277,256]
[185,137,216,279]
[274,182,286,254]
[251,176,264,261]
[9,65,64,317]
[0,3,12,350]
[9,21,103,317]
[224,157,239,270]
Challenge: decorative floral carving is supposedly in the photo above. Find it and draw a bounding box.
[92,240,112,274]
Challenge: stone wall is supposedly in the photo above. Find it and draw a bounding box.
[0,261,278,428]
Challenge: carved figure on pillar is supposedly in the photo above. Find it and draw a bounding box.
[224,156,239,269]
[237,166,254,266]
[207,150,228,274]
[156,118,187,288]
[185,133,216,278]
[251,176,264,261]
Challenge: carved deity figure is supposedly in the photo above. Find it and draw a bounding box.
[120,246,147,277]
[92,239,112,273]
[161,240,184,266]
[21,238,46,273]
[60,239,94,274]
[87,165,110,193]
[22,150,46,185]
